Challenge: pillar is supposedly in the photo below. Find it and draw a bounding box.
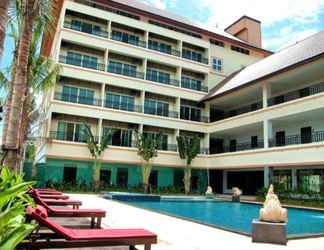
[264,166,273,188]
[263,119,273,148]
[144,31,149,48]
[178,40,183,57]
[262,82,271,108]
[101,83,105,107]
[140,91,145,113]
[175,97,181,118]
[292,168,298,190]
[107,20,112,35]
[203,133,210,154]
[176,66,182,86]
[222,171,227,194]
[104,49,109,70]
[98,119,103,144]
[143,58,148,80]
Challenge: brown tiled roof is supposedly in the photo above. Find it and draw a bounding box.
[202,31,324,101]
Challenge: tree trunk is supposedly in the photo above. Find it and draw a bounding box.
[92,159,101,190]
[184,166,191,195]
[0,0,10,61]
[142,160,152,194]
[2,0,36,171]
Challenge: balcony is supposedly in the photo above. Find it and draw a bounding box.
[213,139,265,154]
[59,55,105,71]
[148,40,180,57]
[63,20,109,38]
[110,31,146,48]
[107,63,145,79]
[104,100,142,113]
[181,77,208,92]
[269,131,324,147]
[144,106,179,119]
[54,92,102,106]
[268,82,324,106]
[182,48,208,65]
[50,131,88,143]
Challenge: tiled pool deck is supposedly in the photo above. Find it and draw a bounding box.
[70,194,324,250]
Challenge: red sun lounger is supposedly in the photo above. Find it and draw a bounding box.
[42,199,82,209]
[39,194,70,200]
[17,206,157,250]
[31,191,105,228]
[36,189,63,195]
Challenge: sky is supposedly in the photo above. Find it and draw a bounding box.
[1,0,324,70]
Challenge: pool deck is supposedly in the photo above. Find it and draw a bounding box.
[70,194,324,250]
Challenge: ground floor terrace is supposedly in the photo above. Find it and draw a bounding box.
[66,194,324,250]
[27,158,324,195]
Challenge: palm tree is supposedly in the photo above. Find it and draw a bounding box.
[0,17,59,171]
[177,135,200,195]
[83,124,113,189]
[135,131,161,193]
[0,0,10,61]
[2,0,53,170]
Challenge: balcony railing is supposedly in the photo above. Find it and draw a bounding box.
[212,140,264,154]
[182,54,209,65]
[211,102,263,122]
[180,115,209,123]
[63,20,109,38]
[59,55,106,71]
[268,82,324,106]
[269,131,324,147]
[148,43,181,57]
[157,144,178,152]
[111,33,147,48]
[104,101,142,113]
[181,78,208,92]
[144,107,179,119]
[49,131,88,143]
[107,64,145,79]
[54,92,102,106]
[146,73,180,87]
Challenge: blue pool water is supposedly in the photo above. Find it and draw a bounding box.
[124,199,324,237]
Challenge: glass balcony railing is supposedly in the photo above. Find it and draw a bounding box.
[268,82,324,106]
[181,77,208,92]
[59,55,106,71]
[144,107,179,119]
[269,131,324,148]
[54,92,102,106]
[49,131,89,143]
[110,33,147,48]
[146,73,180,87]
[104,101,142,113]
[148,43,180,57]
[63,20,109,38]
[182,53,209,65]
[107,64,145,79]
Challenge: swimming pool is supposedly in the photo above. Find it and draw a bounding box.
[124,199,324,237]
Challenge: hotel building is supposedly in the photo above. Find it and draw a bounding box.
[35,0,324,194]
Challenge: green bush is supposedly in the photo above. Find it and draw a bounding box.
[0,166,36,250]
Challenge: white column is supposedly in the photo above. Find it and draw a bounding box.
[144,31,149,48]
[264,166,273,188]
[263,119,273,148]
[140,91,145,113]
[292,168,298,190]
[101,83,105,107]
[222,171,227,194]
[262,82,271,108]
[178,40,183,57]
[98,119,103,144]
[46,112,52,138]
[107,21,112,36]
[143,58,148,80]
[176,66,182,86]
[203,133,210,154]
[104,49,109,70]
[138,124,144,134]
[175,97,181,118]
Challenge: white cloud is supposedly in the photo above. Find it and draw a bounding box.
[141,0,167,10]
[198,0,324,28]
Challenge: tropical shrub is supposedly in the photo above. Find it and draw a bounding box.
[0,166,35,249]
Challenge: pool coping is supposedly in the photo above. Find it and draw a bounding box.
[103,194,324,240]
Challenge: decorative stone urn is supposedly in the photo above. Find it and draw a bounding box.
[259,184,288,223]
[205,186,214,198]
[232,187,242,202]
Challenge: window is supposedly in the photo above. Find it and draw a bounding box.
[105,93,135,111]
[144,99,169,117]
[102,127,133,147]
[210,39,224,47]
[212,57,223,72]
[100,169,111,185]
[57,121,87,143]
[251,136,258,149]
[229,139,237,152]
[62,85,95,105]
[181,76,202,91]
[148,40,172,54]
[180,105,202,122]
[108,61,137,77]
[143,132,168,150]
[146,68,171,84]
[301,127,312,144]
[231,45,250,55]
[116,168,128,187]
[149,170,158,187]
[66,51,98,70]
[182,49,202,62]
[276,131,286,147]
[111,30,140,46]
[63,166,77,183]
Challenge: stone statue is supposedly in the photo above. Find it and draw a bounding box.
[205,186,214,198]
[259,184,288,223]
[232,187,242,202]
